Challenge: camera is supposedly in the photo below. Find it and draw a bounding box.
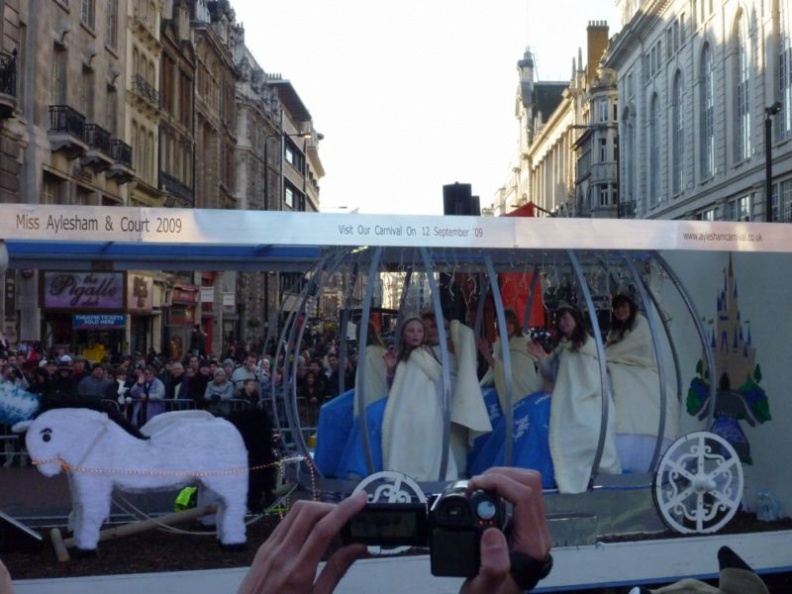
[341,480,510,578]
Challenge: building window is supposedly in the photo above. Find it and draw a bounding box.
[106,0,118,50]
[700,43,715,180]
[81,0,95,29]
[51,46,67,105]
[284,183,295,209]
[42,173,64,205]
[672,71,684,194]
[777,179,792,222]
[106,87,117,135]
[599,184,609,206]
[598,100,608,123]
[599,138,607,162]
[734,12,750,163]
[780,29,792,137]
[80,68,94,122]
[737,194,752,221]
[623,108,635,204]
[649,94,660,207]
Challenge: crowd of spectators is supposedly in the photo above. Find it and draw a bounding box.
[1,325,361,466]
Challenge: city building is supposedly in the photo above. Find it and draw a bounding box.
[605,0,792,222]
[0,0,325,361]
[491,23,618,219]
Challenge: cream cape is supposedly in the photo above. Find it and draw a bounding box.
[382,346,457,481]
[548,337,621,494]
[491,335,543,412]
[606,314,679,442]
[353,344,388,416]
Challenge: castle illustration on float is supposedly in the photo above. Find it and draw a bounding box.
[687,255,771,464]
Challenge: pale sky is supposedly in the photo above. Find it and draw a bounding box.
[232,1,622,215]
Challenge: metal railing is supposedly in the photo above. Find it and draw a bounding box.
[110,138,133,167]
[85,123,112,155]
[160,171,194,206]
[0,50,17,97]
[132,74,160,107]
[48,105,86,140]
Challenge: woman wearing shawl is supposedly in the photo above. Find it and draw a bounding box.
[606,294,678,473]
[529,303,621,493]
[382,314,490,481]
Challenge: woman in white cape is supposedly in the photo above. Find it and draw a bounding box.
[382,315,490,481]
[606,294,678,473]
[529,303,621,493]
[479,308,543,412]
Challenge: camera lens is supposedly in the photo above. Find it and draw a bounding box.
[476,500,497,521]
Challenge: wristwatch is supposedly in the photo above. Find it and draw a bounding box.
[509,551,553,591]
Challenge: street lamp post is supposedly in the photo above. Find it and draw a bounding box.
[765,101,782,222]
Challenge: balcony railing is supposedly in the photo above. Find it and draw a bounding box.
[132,74,159,108]
[48,105,86,141]
[619,200,636,218]
[85,123,112,155]
[110,139,133,168]
[160,171,194,207]
[0,50,17,97]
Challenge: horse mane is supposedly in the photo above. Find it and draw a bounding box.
[38,396,149,440]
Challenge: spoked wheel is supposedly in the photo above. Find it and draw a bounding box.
[653,431,744,534]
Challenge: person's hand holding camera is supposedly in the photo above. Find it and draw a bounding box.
[237,492,368,594]
[461,467,552,594]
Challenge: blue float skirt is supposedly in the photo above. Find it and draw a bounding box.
[468,390,556,489]
[336,397,387,479]
[313,389,355,477]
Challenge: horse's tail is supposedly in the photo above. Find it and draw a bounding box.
[226,407,279,513]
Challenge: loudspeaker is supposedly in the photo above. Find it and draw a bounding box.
[0,509,43,553]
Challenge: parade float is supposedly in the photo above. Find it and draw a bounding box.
[1,204,791,592]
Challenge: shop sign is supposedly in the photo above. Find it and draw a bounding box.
[42,272,125,310]
[73,314,126,329]
[127,274,153,313]
[172,284,199,305]
[222,291,235,312]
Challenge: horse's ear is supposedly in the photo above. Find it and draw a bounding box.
[11,420,32,433]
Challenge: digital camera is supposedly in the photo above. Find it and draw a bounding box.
[341,480,511,577]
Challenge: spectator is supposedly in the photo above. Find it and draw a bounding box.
[77,365,112,402]
[204,368,234,402]
[230,354,260,398]
[188,359,213,406]
[159,360,186,399]
[129,365,166,426]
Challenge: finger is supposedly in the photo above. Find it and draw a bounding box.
[297,491,369,568]
[313,543,367,594]
[469,468,551,561]
[459,529,510,594]
[267,499,336,550]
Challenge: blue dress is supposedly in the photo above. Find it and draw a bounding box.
[468,390,556,489]
[336,397,387,478]
[313,389,355,477]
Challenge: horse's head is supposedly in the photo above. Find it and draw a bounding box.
[14,408,111,477]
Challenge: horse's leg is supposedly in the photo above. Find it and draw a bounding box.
[205,478,247,546]
[70,477,112,552]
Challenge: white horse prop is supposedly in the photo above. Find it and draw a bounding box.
[13,407,251,551]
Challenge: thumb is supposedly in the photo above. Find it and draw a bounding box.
[460,529,510,594]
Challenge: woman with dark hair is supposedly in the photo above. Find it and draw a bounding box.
[528,303,621,493]
[606,294,679,473]
[381,317,458,480]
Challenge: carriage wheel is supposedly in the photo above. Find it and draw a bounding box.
[350,471,427,555]
[653,431,744,534]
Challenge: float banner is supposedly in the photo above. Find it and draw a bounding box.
[73,314,126,330]
[42,272,126,310]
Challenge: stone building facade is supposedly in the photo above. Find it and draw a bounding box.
[606,0,792,222]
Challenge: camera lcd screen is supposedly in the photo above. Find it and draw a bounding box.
[341,503,428,547]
